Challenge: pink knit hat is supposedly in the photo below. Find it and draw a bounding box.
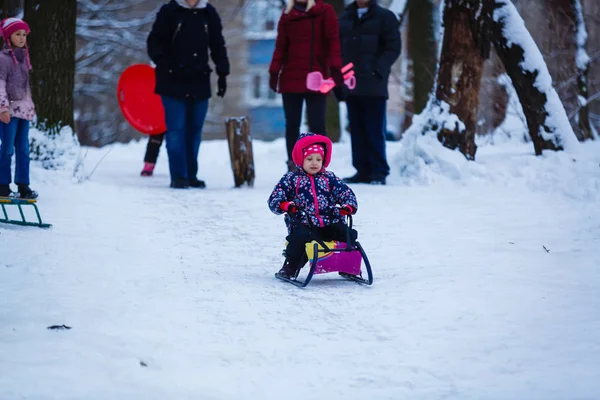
[1,18,30,40]
[302,144,325,160]
[1,18,32,69]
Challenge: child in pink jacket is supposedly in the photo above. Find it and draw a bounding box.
[0,18,37,199]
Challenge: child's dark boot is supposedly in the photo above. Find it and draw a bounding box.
[277,260,301,279]
[0,184,12,197]
[17,184,38,199]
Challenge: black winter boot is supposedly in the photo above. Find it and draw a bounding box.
[170,179,188,189]
[0,184,12,197]
[342,173,370,184]
[276,260,301,279]
[17,184,38,199]
[189,178,206,188]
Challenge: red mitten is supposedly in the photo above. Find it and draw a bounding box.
[339,205,354,216]
[280,201,299,215]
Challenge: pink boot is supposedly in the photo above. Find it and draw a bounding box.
[140,162,155,177]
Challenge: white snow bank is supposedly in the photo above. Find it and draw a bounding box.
[395,124,600,202]
[29,126,80,170]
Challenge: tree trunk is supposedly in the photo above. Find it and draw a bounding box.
[324,0,345,142]
[491,0,576,154]
[400,17,415,133]
[477,48,508,135]
[435,0,490,160]
[582,0,600,137]
[23,0,76,136]
[225,117,255,188]
[572,0,594,140]
[406,0,438,115]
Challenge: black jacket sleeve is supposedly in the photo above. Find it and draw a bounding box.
[374,9,401,78]
[147,5,172,66]
[208,6,230,77]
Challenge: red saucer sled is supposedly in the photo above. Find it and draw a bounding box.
[117,64,166,135]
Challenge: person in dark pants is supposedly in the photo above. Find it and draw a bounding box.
[269,0,344,172]
[338,0,400,185]
[140,132,165,176]
[147,0,229,189]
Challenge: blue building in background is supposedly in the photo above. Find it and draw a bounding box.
[243,0,286,140]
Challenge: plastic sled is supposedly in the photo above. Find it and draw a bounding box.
[0,197,52,228]
[275,215,373,288]
[306,63,356,94]
[117,64,166,135]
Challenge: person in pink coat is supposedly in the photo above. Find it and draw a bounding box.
[0,17,37,199]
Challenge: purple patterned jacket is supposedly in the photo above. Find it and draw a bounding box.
[0,47,35,121]
[268,169,358,229]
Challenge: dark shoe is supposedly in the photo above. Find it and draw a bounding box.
[286,160,298,173]
[370,176,386,185]
[342,173,370,184]
[189,179,206,188]
[0,184,13,197]
[170,179,188,189]
[17,184,38,199]
[276,261,300,279]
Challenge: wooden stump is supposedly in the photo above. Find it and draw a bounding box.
[225,117,255,188]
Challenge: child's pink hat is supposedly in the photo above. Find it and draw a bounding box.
[302,144,325,160]
[0,18,32,69]
[1,18,30,41]
[292,132,333,168]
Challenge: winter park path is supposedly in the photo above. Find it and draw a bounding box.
[1,138,599,399]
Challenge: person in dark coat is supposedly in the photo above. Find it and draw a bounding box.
[337,0,400,185]
[147,0,229,188]
[269,0,344,172]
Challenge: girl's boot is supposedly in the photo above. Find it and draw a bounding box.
[17,184,38,199]
[140,162,155,177]
[0,184,12,197]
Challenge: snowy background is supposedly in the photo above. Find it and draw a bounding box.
[1,129,599,399]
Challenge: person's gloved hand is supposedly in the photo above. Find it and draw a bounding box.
[269,73,279,92]
[339,205,354,216]
[333,86,347,103]
[330,67,344,87]
[217,75,227,97]
[280,201,299,215]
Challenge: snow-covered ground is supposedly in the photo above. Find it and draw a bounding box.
[1,134,599,399]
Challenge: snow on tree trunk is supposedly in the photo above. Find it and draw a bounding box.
[24,0,76,136]
[388,0,408,18]
[491,0,578,155]
[572,0,595,140]
[434,0,492,160]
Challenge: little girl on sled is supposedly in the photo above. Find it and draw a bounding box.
[0,18,37,199]
[268,132,358,279]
